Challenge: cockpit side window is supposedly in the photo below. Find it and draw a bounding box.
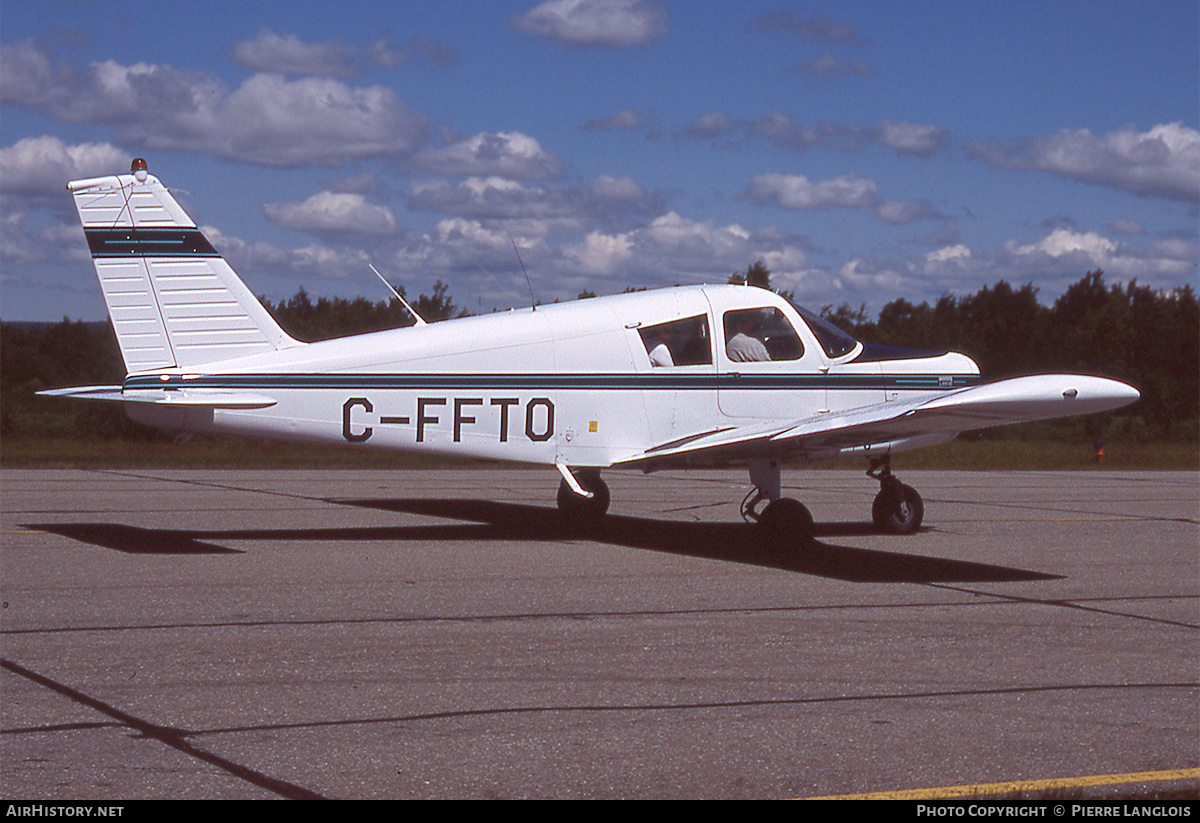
[723,308,804,362]
[638,315,712,367]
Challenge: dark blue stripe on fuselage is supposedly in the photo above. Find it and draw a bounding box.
[85,228,219,258]
[124,372,980,392]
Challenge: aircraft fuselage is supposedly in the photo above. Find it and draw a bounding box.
[121,284,979,468]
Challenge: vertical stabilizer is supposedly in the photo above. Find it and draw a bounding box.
[67,160,301,373]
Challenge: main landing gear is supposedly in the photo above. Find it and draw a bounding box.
[741,458,814,546]
[555,465,610,526]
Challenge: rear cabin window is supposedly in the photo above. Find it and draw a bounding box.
[722,308,804,362]
[638,315,712,367]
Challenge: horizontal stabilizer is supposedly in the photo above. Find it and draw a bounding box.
[38,386,277,409]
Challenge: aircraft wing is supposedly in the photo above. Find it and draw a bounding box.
[615,374,1139,469]
[37,385,277,409]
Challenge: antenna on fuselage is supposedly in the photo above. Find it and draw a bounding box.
[510,236,536,311]
[368,263,427,327]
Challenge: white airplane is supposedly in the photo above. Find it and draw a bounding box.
[42,160,1140,542]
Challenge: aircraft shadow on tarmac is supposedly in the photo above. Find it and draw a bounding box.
[27,498,1060,584]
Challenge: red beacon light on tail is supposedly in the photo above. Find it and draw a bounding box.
[131,158,148,182]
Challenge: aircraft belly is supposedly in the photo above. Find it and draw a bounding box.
[151,386,653,467]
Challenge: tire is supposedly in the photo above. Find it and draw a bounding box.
[556,471,610,526]
[872,484,924,534]
[758,497,813,549]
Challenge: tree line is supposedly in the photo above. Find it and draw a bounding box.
[258,280,465,341]
[816,270,1197,437]
[2,269,1195,443]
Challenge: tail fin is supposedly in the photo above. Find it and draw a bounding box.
[67,159,301,373]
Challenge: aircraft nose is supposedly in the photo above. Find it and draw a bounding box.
[1115,381,1140,403]
[1072,376,1140,411]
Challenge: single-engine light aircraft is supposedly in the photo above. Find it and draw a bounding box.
[43,161,1140,541]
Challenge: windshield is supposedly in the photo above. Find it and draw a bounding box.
[788,301,860,359]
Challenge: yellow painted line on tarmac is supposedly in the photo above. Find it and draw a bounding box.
[805,768,1200,800]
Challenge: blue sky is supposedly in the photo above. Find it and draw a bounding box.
[2,0,1197,321]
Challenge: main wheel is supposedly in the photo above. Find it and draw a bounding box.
[556,470,610,526]
[872,483,924,534]
[757,497,813,549]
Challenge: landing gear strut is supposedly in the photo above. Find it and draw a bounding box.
[742,457,813,546]
[555,466,610,526]
[868,456,924,535]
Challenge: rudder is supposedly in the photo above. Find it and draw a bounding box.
[68,159,301,373]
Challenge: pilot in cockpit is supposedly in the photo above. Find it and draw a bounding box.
[725,312,771,362]
[647,325,674,367]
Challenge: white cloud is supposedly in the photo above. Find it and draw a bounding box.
[414,131,563,180]
[926,244,972,265]
[744,173,938,225]
[147,73,428,166]
[969,123,1200,202]
[1107,218,1145,236]
[263,191,398,236]
[201,225,370,281]
[875,200,938,225]
[698,113,949,158]
[586,175,646,203]
[368,36,459,69]
[559,212,819,294]
[408,174,660,238]
[641,212,746,254]
[0,136,128,195]
[513,0,667,48]
[564,230,634,274]
[409,177,584,236]
[230,30,357,77]
[835,258,919,297]
[0,41,67,109]
[835,227,1198,310]
[879,121,948,157]
[583,108,642,131]
[0,46,430,167]
[747,114,869,153]
[684,111,733,140]
[1014,228,1116,259]
[433,217,511,248]
[744,173,878,210]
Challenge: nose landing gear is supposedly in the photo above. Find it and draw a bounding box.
[868,456,924,534]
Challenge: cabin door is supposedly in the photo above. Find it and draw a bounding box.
[715,304,827,420]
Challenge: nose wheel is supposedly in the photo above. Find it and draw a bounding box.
[868,457,924,534]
